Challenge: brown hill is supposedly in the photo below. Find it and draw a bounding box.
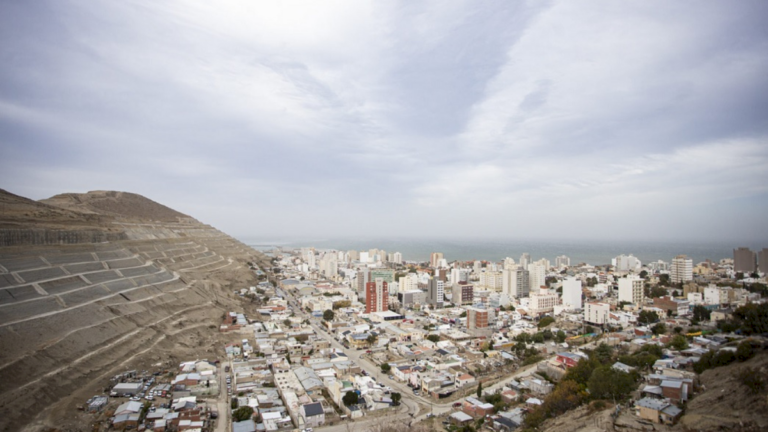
[41,190,191,222]
[0,188,105,229]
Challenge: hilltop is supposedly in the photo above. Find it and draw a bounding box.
[0,188,267,431]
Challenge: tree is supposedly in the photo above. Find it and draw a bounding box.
[323,309,335,321]
[674,326,683,334]
[732,303,768,335]
[391,392,402,406]
[587,367,636,401]
[563,357,601,386]
[367,334,377,345]
[736,340,757,362]
[232,406,254,422]
[639,270,648,279]
[556,330,567,343]
[692,305,711,322]
[476,382,483,398]
[651,323,667,335]
[658,274,670,286]
[426,334,440,343]
[585,325,595,335]
[342,391,359,406]
[381,363,392,373]
[460,311,467,318]
[538,316,555,328]
[593,343,614,365]
[638,310,659,325]
[668,334,688,350]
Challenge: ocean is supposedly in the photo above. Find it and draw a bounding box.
[237,236,767,267]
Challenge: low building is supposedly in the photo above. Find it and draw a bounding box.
[636,397,682,425]
[300,402,325,428]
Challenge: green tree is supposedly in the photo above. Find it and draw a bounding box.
[658,274,670,286]
[477,382,483,398]
[587,367,636,401]
[556,330,567,343]
[232,406,254,422]
[692,305,711,322]
[426,334,441,343]
[342,391,359,406]
[651,323,667,335]
[638,310,659,325]
[381,363,391,373]
[736,340,757,362]
[592,343,614,365]
[460,311,467,318]
[668,334,688,350]
[673,326,683,334]
[563,357,601,386]
[323,309,335,321]
[639,270,648,279]
[366,334,377,345]
[732,303,768,335]
[391,392,402,406]
[538,316,555,328]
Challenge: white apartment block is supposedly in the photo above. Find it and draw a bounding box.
[613,254,641,272]
[502,268,529,299]
[562,277,583,310]
[555,255,570,268]
[480,270,503,291]
[671,255,693,284]
[529,288,560,316]
[618,276,644,305]
[399,273,419,293]
[528,263,546,292]
[584,302,610,325]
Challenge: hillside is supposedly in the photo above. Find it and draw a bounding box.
[41,190,191,222]
[0,189,267,432]
[537,348,768,432]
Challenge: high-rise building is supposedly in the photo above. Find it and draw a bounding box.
[479,270,503,291]
[671,255,693,284]
[356,269,370,299]
[348,250,359,262]
[393,252,403,264]
[528,262,546,292]
[503,257,516,270]
[430,252,444,268]
[734,247,757,273]
[502,268,530,299]
[467,307,488,329]
[365,279,388,313]
[318,253,338,278]
[519,253,531,269]
[618,275,644,305]
[562,277,582,310]
[555,255,570,269]
[399,273,418,293]
[427,277,444,307]
[759,249,768,274]
[370,268,394,284]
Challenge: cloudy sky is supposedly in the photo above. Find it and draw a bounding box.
[1,0,767,242]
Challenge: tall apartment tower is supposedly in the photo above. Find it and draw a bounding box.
[427,277,444,307]
[528,262,546,292]
[519,253,531,269]
[365,279,388,313]
[555,255,570,269]
[467,307,489,330]
[671,255,693,284]
[502,268,529,299]
[759,249,768,274]
[562,276,582,310]
[618,275,644,305]
[392,252,403,264]
[733,247,757,273]
[356,269,370,300]
[430,252,444,268]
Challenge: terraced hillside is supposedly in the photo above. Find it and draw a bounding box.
[0,190,266,432]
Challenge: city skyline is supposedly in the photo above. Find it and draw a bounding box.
[1,1,767,241]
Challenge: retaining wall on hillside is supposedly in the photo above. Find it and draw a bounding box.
[0,229,128,247]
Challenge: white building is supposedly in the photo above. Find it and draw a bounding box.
[528,288,560,316]
[555,255,570,269]
[671,255,693,284]
[584,302,611,325]
[613,254,641,272]
[392,252,403,264]
[528,263,547,292]
[399,273,418,293]
[562,277,582,310]
[618,275,644,305]
[502,268,529,299]
[480,270,503,291]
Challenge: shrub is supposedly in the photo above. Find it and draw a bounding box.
[737,367,765,394]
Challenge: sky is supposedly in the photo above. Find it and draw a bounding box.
[1,0,767,243]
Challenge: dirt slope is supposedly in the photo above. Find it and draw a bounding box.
[41,190,190,222]
[0,189,263,432]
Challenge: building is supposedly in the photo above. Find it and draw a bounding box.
[467,307,489,330]
[519,253,531,269]
[653,296,690,316]
[618,276,644,305]
[584,302,610,325]
[614,254,641,272]
[502,268,529,299]
[300,402,325,428]
[370,268,395,284]
[430,252,444,268]
[427,277,444,307]
[527,262,546,292]
[399,272,418,293]
[670,255,693,284]
[555,255,570,269]
[479,270,503,291]
[356,269,370,300]
[562,277,582,310]
[398,290,426,308]
[452,283,474,305]
[759,248,768,274]
[365,279,388,313]
[392,252,403,264]
[733,247,757,273]
[528,288,560,317]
